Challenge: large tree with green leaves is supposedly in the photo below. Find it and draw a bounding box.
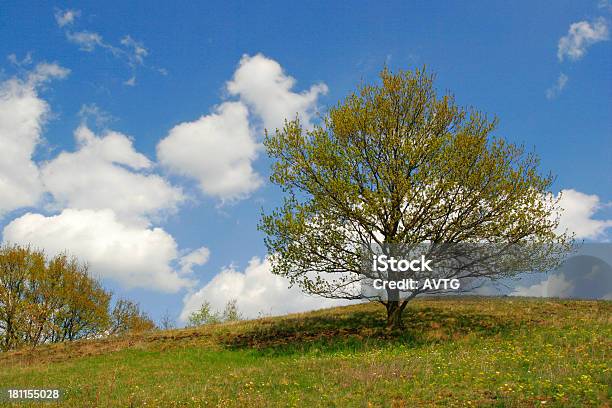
[0,245,111,350]
[259,68,572,329]
[0,244,156,351]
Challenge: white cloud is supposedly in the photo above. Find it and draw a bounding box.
[545,73,569,99]
[0,62,203,295]
[120,35,148,67]
[54,9,80,27]
[41,125,184,224]
[599,0,612,12]
[157,101,262,201]
[557,18,609,62]
[157,54,328,202]
[26,62,70,87]
[60,12,150,86]
[124,76,136,87]
[555,189,612,240]
[179,247,211,274]
[3,209,195,292]
[180,256,349,321]
[65,32,149,68]
[227,53,328,131]
[66,31,108,52]
[7,52,32,67]
[511,274,573,298]
[78,103,116,128]
[0,64,68,217]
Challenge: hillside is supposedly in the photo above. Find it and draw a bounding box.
[1,297,610,407]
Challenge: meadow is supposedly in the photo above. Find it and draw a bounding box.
[0,297,610,407]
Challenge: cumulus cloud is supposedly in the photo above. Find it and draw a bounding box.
[227,53,328,131]
[545,73,569,99]
[512,274,573,297]
[3,209,195,292]
[512,252,612,299]
[0,63,68,217]
[157,102,262,201]
[179,247,211,274]
[180,256,349,321]
[157,54,328,202]
[54,9,80,27]
[557,18,609,62]
[41,125,183,224]
[555,189,612,240]
[0,61,202,294]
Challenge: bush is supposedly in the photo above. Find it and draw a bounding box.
[187,299,242,327]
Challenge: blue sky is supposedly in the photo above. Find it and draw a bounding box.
[1,1,611,324]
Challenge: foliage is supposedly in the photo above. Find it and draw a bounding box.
[0,245,110,351]
[110,299,157,335]
[49,255,111,342]
[222,299,243,322]
[187,301,221,327]
[187,299,243,327]
[260,67,573,328]
[0,244,153,351]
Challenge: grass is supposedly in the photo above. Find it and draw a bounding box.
[0,297,610,407]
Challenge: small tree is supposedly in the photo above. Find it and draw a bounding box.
[110,299,156,335]
[260,67,572,329]
[187,300,243,326]
[186,301,220,327]
[221,299,242,322]
[159,309,176,330]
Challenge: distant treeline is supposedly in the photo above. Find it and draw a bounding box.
[0,244,155,352]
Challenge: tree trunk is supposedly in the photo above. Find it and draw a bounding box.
[385,300,405,330]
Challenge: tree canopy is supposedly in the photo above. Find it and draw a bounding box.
[260,67,572,328]
[0,244,155,351]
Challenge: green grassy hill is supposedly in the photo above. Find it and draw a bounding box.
[1,297,610,407]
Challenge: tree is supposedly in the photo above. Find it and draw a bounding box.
[259,67,572,329]
[159,309,176,330]
[0,245,112,350]
[1,244,157,350]
[49,255,111,342]
[186,300,243,327]
[110,299,156,335]
[186,301,220,327]
[0,245,45,351]
[221,299,242,322]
